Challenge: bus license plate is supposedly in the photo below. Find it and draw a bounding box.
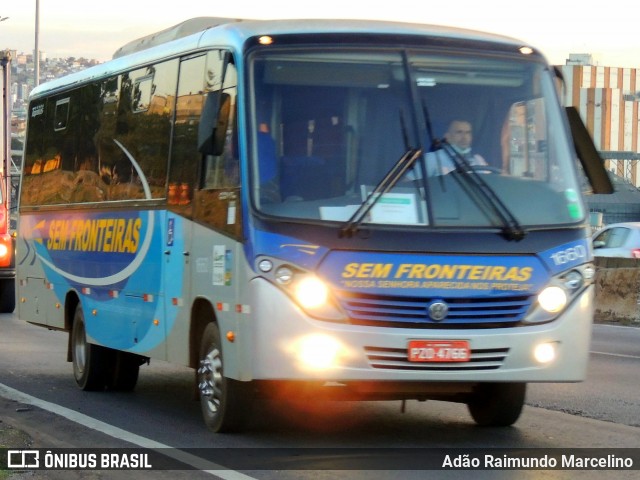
[408,340,470,362]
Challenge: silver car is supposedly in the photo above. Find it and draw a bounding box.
[592,222,640,258]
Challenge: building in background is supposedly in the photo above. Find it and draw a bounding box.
[561,54,640,185]
[561,54,640,226]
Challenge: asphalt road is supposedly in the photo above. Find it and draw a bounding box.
[0,314,638,479]
[527,323,640,427]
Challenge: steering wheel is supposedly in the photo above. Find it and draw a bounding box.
[456,164,502,175]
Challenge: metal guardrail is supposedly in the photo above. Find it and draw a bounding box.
[599,151,640,161]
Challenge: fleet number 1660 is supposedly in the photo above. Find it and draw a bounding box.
[549,245,587,266]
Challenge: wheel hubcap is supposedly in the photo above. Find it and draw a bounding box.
[73,324,87,375]
[198,348,223,414]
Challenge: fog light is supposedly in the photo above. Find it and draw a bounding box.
[296,334,341,370]
[534,342,557,364]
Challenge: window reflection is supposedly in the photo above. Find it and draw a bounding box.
[22,59,179,206]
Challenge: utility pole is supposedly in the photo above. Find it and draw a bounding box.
[35,0,40,86]
[0,51,10,219]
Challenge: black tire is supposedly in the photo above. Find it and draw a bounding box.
[71,304,107,391]
[107,351,142,391]
[467,382,526,427]
[197,323,251,433]
[0,278,15,313]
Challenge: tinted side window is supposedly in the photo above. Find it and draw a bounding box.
[21,59,178,207]
[54,98,70,131]
[193,53,240,238]
[22,101,46,185]
[167,53,211,218]
[132,75,154,112]
[102,59,178,200]
[21,85,103,206]
[169,50,241,239]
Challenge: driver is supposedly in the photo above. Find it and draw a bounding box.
[426,119,487,175]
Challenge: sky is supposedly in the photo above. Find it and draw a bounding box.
[1,0,638,68]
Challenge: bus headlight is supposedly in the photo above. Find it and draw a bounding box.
[525,264,594,324]
[538,286,567,313]
[257,256,346,322]
[288,274,344,319]
[294,276,329,309]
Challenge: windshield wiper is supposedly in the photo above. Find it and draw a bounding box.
[339,147,423,238]
[440,139,526,241]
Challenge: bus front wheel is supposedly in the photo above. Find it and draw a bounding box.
[197,323,251,433]
[71,304,107,391]
[467,382,526,427]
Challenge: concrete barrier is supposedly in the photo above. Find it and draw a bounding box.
[594,257,640,326]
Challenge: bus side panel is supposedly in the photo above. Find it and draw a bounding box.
[168,220,245,376]
[161,212,192,367]
[17,212,60,328]
[17,208,174,360]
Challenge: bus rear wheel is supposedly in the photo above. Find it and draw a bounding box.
[106,351,142,391]
[71,304,107,391]
[197,323,251,433]
[467,382,526,427]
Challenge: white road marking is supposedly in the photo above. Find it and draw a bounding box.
[591,351,640,360]
[0,383,257,480]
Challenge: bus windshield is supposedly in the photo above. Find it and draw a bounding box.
[250,47,584,229]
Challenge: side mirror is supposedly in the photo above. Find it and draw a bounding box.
[593,240,605,249]
[565,106,613,194]
[198,92,231,156]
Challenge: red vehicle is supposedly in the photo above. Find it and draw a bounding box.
[1,52,15,313]
[0,172,14,312]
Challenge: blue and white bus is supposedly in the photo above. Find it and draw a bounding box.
[17,18,612,432]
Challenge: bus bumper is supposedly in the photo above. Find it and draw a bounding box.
[249,278,593,385]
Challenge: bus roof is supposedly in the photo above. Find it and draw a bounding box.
[29,18,537,101]
[112,17,246,59]
[113,17,527,58]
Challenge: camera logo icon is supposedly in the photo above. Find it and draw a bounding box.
[7,450,40,469]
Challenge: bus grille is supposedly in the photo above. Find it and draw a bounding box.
[364,346,509,371]
[335,291,532,328]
